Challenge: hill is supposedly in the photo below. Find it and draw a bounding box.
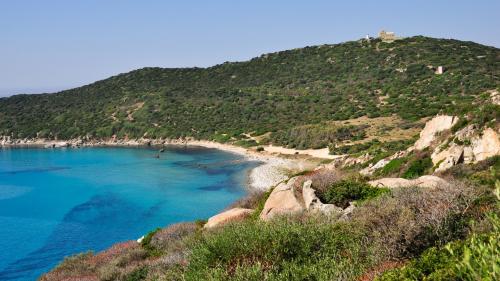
[0,36,499,149]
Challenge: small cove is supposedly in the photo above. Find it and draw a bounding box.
[0,146,258,280]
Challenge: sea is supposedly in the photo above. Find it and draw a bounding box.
[0,146,257,280]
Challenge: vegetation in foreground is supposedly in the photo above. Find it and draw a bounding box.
[40,156,499,281]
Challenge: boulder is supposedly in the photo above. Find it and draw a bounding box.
[369,175,448,189]
[471,128,500,162]
[204,208,254,228]
[414,115,458,150]
[302,180,342,215]
[490,90,500,105]
[340,202,356,221]
[260,177,304,221]
[360,158,390,175]
[431,143,464,172]
[369,177,413,188]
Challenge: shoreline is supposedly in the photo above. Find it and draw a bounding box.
[1,137,316,191]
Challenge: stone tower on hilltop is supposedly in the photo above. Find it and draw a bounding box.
[379,30,399,42]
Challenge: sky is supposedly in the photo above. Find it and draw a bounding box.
[1,0,499,97]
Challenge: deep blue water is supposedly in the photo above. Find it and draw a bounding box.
[0,146,257,280]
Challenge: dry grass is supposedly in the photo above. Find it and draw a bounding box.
[337,115,424,145]
[354,180,482,259]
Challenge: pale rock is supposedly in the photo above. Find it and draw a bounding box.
[455,124,476,141]
[137,235,144,243]
[204,208,254,228]
[489,90,500,105]
[342,153,372,167]
[414,115,458,150]
[340,202,356,220]
[369,177,413,188]
[302,180,342,215]
[369,175,448,189]
[360,158,390,175]
[260,177,304,221]
[463,146,475,164]
[471,128,500,162]
[431,143,464,172]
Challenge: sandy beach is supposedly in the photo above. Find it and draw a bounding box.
[163,140,315,190]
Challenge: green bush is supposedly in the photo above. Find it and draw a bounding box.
[376,157,408,176]
[403,157,432,179]
[140,227,162,257]
[319,180,390,208]
[126,266,148,281]
[377,214,500,281]
[186,218,375,280]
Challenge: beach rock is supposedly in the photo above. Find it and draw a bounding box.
[302,180,342,215]
[260,177,304,221]
[204,208,254,228]
[369,175,448,189]
[471,128,500,162]
[414,115,458,150]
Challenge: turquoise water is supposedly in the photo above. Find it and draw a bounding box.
[0,146,257,280]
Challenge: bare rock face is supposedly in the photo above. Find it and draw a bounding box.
[431,143,465,172]
[369,175,449,189]
[204,208,254,228]
[489,90,500,105]
[414,115,458,150]
[260,177,305,221]
[472,128,500,162]
[302,180,342,216]
[431,127,499,172]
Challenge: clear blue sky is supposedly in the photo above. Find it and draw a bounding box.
[1,0,499,97]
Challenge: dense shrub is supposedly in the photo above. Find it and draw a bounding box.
[186,217,375,281]
[354,182,483,259]
[375,157,408,176]
[377,214,500,281]
[402,156,432,179]
[318,179,390,208]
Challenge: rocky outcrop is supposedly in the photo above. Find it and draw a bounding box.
[471,128,500,162]
[489,90,500,105]
[431,143,465,172]
[369,175,449,189]
[260,177,305,221]
[360,158,390,175]
[431,127,499,172]
[414,115,458,150]
[302,180,343,216]
[204,208,254,228]
[360,150,409,175]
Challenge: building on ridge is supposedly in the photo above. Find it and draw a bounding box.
[379,30,400,42]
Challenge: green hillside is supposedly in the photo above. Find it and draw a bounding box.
[0,36,498,146]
